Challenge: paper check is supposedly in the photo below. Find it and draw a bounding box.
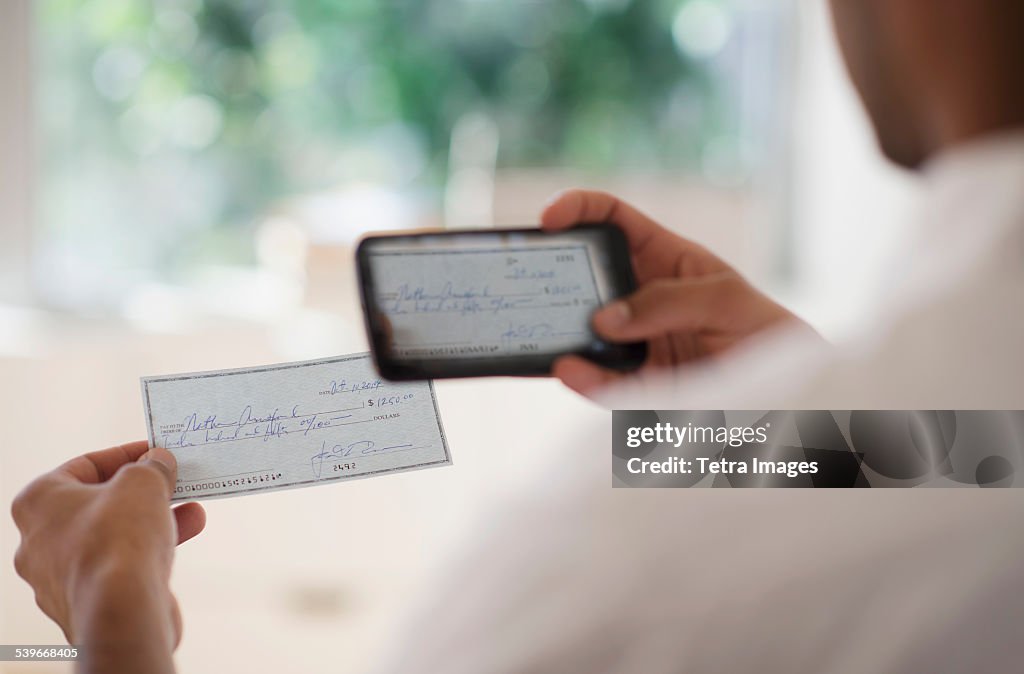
[141,354,450,502]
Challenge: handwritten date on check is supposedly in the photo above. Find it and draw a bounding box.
[141,354,451,502]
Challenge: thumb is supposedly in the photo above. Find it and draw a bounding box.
[592,274,741,341]
[116,447,178,497]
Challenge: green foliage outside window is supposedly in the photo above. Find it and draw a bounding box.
[37,0,739,282]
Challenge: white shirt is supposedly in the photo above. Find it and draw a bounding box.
[374,132,1024,674]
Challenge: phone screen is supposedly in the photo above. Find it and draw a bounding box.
[356,224,646,380]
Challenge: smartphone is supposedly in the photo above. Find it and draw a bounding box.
[356,224,647,380]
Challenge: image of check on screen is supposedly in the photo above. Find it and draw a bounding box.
[374,245,602,359]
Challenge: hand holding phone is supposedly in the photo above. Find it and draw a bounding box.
[540,190,809,397]
[357,224,646,380]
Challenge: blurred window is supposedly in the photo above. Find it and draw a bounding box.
[34,0,781,310]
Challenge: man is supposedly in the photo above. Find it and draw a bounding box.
[12,0,1024,671]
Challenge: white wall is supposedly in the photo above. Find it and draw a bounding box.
[0,0,33,303]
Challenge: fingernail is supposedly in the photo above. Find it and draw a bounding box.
[594,301,631,331]
[543,189,568,209]
[141,449,173,471]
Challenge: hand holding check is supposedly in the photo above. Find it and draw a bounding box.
[11,443,203,674]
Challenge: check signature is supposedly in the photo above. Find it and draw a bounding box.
[310,440,418,479]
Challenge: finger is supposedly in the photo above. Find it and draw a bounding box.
[173,502,207,545]
[55,440,152,484]
[138,447,178,496]
[540,189,662,254]
[552,355,622,397]
[111,447,178,498]
[540,190,726,283]
[592,275,739,342]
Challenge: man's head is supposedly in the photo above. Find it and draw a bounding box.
[828,0,1024,168]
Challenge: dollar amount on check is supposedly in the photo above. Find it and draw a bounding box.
[141,354,451,501]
